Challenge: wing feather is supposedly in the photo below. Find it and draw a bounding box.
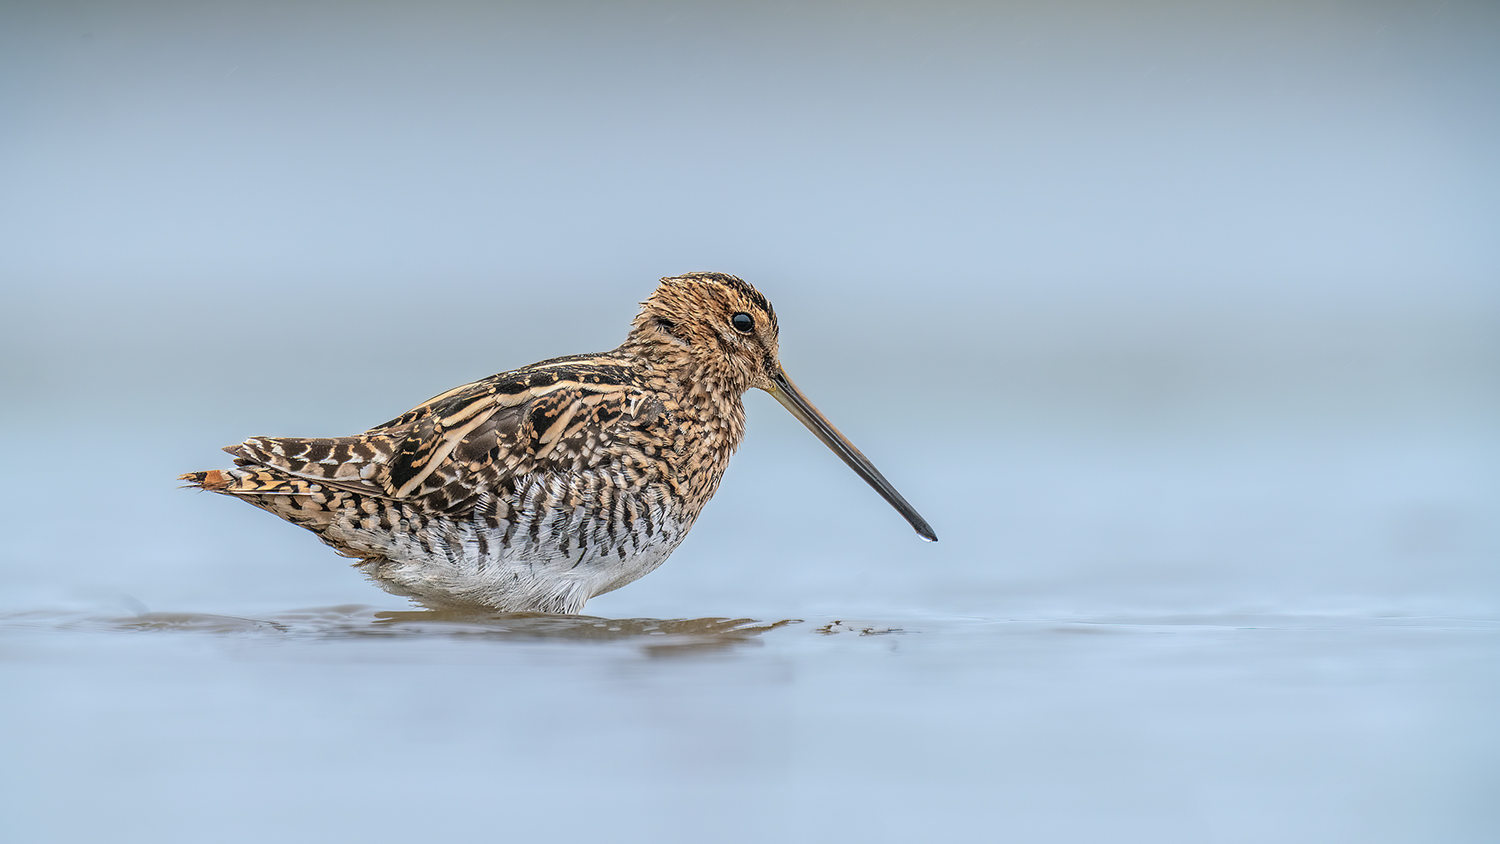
[225,357,674,515]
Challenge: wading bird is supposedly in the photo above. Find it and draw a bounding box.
[182,272,935,613]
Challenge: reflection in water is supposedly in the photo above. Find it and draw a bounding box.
[0,605,800,655]
[3,604,1494,844]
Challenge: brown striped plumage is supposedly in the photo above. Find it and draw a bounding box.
[182,272,935,613]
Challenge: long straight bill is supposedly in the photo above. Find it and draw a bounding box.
[768,367,938,541]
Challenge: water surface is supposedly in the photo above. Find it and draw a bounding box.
[3,604,1496,843]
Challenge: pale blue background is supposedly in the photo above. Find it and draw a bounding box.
[2,2,1497,842]
[2,0,1493,616]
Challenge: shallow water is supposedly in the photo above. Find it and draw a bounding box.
[3,604,1497,843]
[3,414,1496,843]
[4,372,1495,843]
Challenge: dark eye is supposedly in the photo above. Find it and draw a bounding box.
[730,312,755,334]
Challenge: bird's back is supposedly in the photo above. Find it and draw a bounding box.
[182,351,736,612]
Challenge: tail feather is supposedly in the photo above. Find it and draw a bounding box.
[178,466,321,496]
[221,435,397,497]
[179,469,232,491]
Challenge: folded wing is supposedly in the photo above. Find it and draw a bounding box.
[221,356,669,515]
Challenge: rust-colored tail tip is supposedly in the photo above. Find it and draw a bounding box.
[179,469,230,491]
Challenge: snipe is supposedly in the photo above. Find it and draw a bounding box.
[182,272,936,613]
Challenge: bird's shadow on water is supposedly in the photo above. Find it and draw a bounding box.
[0,604,801,656]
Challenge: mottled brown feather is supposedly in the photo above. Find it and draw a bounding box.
[215,355,677,515]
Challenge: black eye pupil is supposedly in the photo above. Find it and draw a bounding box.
[731,312,755,334]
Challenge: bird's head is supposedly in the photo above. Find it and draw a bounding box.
[629,272,937,542]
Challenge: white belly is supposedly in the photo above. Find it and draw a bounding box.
[326,475,698,614]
